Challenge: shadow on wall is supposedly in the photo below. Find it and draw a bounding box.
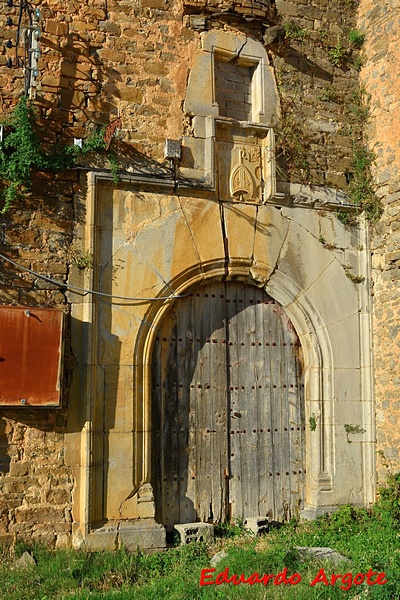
[0,419,11,475]
[39,33,117,126]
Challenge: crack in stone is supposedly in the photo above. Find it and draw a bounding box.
[312,309,361,331]
[131,241,174,294]
[267,213,291,281]
[178,197,203,272]
[219,202,229,279]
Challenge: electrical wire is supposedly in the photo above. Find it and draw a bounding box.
[0,252,188,302]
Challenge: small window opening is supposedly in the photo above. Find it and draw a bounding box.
[215,60,254,121]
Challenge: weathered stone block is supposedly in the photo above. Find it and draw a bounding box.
[45,21,68,36]
[141,0,165,7]
[15,508,65,524]
[9,462,29,477]
[98,48,126,63]
[60,61,92,79]
[46,489,70,505]
[0,534,13,549]
[99,21,121,34]
[56,533,71,549]
[60,89,85,109]
[296,547,350,564]
[118,520,166,551]
[118,87,143,103]
[71,21,97,32]
[85,525,118,552]
[41,75,61,87]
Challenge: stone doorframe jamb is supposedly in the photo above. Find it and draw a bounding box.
[134,261,337,519]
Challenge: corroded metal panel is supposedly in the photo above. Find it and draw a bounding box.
[0,306,64,407]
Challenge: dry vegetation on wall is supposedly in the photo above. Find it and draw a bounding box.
[269,0,380,221]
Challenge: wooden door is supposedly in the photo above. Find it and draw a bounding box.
[151,282,305,531]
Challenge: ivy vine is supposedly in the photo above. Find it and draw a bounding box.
[0,96,112,213]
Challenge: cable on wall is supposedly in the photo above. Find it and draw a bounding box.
[0,252,189,302]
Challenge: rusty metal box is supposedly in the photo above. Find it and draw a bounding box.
[0,306,64,407]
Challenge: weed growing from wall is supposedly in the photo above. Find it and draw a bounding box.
[275,91,312,184]
[283,20,307,41]
[344,423,366,442]
[318,86,341,103]
[348,143,381,222]
[341,88,383,224]
[0,96,112,213]
[349,29,365,47]
[70,249,94,271]
[328,38,348,66]
[309,414,318,431]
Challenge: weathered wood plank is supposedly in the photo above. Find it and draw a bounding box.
[161,311,180,530]
[227,283,242,519]
[270,302,285,521]
[177,293,196,525]
[151,335,162,524]
[208,283,229,522]
[257,294,275,517]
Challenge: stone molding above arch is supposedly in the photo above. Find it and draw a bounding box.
[180,30,354,212]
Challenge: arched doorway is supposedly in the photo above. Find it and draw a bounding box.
[151,281,305,531]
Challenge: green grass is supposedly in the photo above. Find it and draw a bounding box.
[1,487,400,599]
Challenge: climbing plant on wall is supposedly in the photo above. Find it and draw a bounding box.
[0,96,110,213]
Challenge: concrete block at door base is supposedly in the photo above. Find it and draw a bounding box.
[174,522,214,544]
[244,516,271,535]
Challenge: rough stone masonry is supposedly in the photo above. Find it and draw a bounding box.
[0,0,397,549]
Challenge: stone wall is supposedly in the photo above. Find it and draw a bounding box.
[1,0,197,158]
[268,0,361,187]
[0,0,198,547]
[358,0,400,482]
[0,0,361,175]
[0,419,73,549]
[183,0,273,19]
[0,0,386,548]
[0,175,75,548]
[215,61,253,120]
